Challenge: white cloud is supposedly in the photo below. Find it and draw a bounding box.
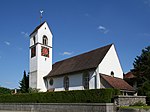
[4,81,13,85]
[4,41,10,46]
[60,51,73,56]
[21,31,29,38]
[84,13,90,17]
[144,0,150,6]
[98,25,109,34]
[18,47,23,50]
[143,33,150,36]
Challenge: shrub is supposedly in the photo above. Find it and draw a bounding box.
[130,101,146,106]
[0,89,120,103]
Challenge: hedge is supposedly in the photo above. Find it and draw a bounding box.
[0,89,120,103]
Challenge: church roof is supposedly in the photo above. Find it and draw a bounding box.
[44,44,112,78]
[101,74,135,91]
[30,21,46,36]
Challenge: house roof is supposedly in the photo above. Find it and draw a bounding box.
[30,21,46,36]
[101,74,135,91]
[124,72,135,79]
[44,44,112,78]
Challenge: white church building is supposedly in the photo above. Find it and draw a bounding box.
[29,21,134,94]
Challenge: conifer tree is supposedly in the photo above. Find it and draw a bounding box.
[19,71,29,93]
[132,46,150,95]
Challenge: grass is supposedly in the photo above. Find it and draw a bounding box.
[120,106,150,109]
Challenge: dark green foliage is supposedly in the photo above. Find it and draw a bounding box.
[131,46,150,96]
[0,89,120,103]
[19,71,29,93]
[0,87,11,95]
[146,97,150,105]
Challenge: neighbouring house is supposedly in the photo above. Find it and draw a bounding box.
[124,72,137,90]
[29,21,135,95]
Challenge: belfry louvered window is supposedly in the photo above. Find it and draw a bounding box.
[43,35,48,45]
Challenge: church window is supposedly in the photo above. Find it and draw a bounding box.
[83,71,89,90]
[43,35,48,45]
[49,78,53,86]
[64,76,69,91]
[31,46,36,58]
[33,36,36,45]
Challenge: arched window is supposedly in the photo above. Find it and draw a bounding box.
[49,78,53,86]
[43,35,48,45]
[111,71,114,77]
[83,71,89,90]
[64,76,69,91]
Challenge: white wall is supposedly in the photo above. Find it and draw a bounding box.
[47,70,97,91]
[29,22,53,92]
[98,44,123,79]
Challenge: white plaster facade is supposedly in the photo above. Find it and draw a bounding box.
[29,22,53,92]
[98,44,123,79]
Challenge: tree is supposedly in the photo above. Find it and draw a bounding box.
[0,87,11,94]
[19,70,29,93]
[131,46,150,95]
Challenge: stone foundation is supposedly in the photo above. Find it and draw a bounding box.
[0,103,115,112]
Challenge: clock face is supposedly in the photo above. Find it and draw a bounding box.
[41,47,49,57]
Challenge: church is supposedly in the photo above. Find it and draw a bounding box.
[29,21,134,94]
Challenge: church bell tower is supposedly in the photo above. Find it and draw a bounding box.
[29,22,52,92]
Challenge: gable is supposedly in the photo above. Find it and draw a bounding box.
[98,44,123,78]
[44,44,112,78]
[30,21,46,36]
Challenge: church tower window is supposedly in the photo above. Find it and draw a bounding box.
[33,36,36,45]
[83,71,89,90]
[64,76,69,91]
[43,35,48,45]
[31,46,36,58]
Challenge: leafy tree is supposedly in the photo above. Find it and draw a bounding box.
[19,70,29,93]
[131,46,150,95]
[0,87,11,94]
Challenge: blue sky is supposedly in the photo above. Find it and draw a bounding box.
[0,0,149,89]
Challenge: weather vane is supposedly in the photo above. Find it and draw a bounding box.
[40,10,44,23]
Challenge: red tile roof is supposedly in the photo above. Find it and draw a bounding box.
[44,44,112,78]
[124,72,135,79]
[30,21,46,36]
[101,74,135,91]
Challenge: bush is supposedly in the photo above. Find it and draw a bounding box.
[130,101,146,106]
[0,89,120,103]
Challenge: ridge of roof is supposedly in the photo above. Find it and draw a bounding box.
[30,21,46,36]
[101,74,135,91]
[55,44,113,65]
[44,44,113,78]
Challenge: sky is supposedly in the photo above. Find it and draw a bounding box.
[0,0,149,89]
